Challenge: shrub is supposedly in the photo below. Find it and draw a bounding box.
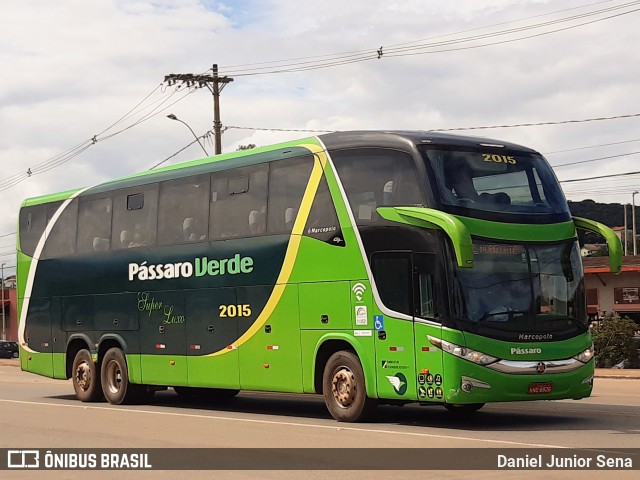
[591,316,639,368]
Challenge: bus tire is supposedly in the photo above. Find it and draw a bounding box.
[444,403,485,415]
[323,351,376,422]
[72,349,103,402]
[101,347,142,405]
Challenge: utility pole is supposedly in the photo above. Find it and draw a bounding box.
[634,191,639,255]
[624,203,628,256]
[1,263,5,341]
[164,65,233,155]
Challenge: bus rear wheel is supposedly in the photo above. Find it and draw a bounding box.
[72,349,103,402]
[322,351,376,422]
[101,348,152,405]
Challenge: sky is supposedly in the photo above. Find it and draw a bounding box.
[1,0,640,275]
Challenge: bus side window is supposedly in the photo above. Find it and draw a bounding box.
[267,155,314,234]
[19,203,49,257]
[210,165,268,240]
[372,251,440,320]
[43,199,78,259]
[332,149,424,224]
[77,197,112,254]
[413,253,439,320]
[158,175,210,245]
[371,252,413,316]
[111,186,158,249]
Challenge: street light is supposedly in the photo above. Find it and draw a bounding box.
[632,192,639,255]
[166,114,209,157]
[1,263,5,341]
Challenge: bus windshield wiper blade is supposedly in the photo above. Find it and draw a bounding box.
[479,310,529,322]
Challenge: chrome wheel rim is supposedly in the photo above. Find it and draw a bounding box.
[105,360,123,395]
[331,367,356,408]
[74,361,91,392]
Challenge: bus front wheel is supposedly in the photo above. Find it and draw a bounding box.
[72,349,103,402]
[322,351,376,422]
[101,348,152,405]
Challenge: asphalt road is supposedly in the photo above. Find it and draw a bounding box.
[0,359,638,480]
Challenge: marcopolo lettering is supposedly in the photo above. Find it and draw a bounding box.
[128,254,253,281]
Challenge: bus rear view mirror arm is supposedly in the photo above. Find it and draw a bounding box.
[573,216,622,274]
[377,206,474,268]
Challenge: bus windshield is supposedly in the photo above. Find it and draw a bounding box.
[421,146,569,217]
[453,240,586,338]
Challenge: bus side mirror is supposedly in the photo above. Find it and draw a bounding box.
[377,207,474,268]
[572,216,622,274]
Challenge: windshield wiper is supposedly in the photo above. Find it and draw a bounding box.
[478,310,529,323]
[538,315,579,324]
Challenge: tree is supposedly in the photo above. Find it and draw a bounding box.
[591,316,639,368]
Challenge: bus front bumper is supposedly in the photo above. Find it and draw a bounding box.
[441,357,594,405]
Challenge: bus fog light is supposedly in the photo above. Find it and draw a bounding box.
[581,375,594,386]
[460,376,491,392]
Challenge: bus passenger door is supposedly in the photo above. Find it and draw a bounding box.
[412,253,444,404]
[370,252,417,401]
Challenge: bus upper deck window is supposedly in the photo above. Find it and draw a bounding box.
[127,193,144,210]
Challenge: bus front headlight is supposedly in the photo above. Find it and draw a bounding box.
[428,336,498,366]
[573,345,594,363]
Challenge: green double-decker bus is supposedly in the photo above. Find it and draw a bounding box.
[17,131,621,422]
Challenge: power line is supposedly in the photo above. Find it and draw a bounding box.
[430,112,640,132]
[559,169,640,184]
[218,1,640,77]
[544,137,640,154]
[227,111,640,135]
[383,1,640,58]
[226,126,333,133]
[551,150,640,168]
[0,83,198,193]
[149,130,214,170]
[220,0,619,71]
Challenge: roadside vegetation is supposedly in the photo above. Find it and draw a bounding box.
[591,316,639,368]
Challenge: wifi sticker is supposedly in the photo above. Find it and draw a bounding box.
[352,282,366,302]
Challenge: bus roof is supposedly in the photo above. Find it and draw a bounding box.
[21,130,538,207]
[319,130,539,153]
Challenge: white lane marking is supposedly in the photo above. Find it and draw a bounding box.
[0,398,569,449]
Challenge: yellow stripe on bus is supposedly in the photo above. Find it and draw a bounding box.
[207,145,327,356]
